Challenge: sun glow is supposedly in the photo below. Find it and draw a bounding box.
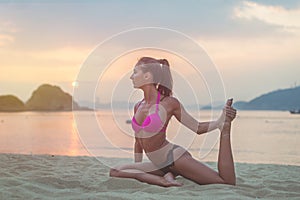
[72,81,79,88]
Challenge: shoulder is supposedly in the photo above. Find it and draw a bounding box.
[161,96,181,110]
[162,96,187,118]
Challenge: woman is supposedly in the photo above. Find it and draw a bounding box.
[109,57,237,187]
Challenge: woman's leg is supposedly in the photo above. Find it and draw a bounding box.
[217,99,236,184]
[109,162,182,187]
[217,122,236,185]
[172,122,236,185]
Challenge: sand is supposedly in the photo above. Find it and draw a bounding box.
[0,154,299,200]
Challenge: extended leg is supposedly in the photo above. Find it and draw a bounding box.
[217,122,236,185]
[217,99,236,185]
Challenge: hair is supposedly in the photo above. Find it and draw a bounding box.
[136,57,173,96]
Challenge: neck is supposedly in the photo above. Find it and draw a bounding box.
[142,85,158,104]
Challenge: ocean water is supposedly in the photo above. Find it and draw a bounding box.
[0,110,299,166]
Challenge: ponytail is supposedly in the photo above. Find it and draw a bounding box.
[157,59,173,96]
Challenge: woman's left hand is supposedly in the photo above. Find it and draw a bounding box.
[224,105,237,122]
[217,99,237,128]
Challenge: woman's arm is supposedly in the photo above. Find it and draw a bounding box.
[172,97,224,135]
[133,101,143,162]
[134,139,143,162]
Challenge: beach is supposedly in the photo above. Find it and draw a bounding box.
[0,153,299,200]
[0,111,299,199]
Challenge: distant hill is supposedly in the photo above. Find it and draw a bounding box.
[0,95,25,112]
[0,84,88,112]
[26,84,80,111]
[234,86,300,110]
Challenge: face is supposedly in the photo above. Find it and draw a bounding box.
[130,65,151,88]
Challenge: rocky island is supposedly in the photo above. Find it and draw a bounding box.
[0,95,25,112]
[0,84,88,112]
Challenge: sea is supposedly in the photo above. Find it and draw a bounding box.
[0,110,299,166]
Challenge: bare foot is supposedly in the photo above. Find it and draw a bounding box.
[163,172,183,187]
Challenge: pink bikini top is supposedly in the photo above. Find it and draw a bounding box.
[132,92,167,133]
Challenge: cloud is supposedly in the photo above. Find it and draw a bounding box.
[234,1,300,33]
[0,20,19,33]
[0,20,18,46]
[0,34,14,46]
[0,46,91,84]
[28,46,91,64]
[198,35,300,69]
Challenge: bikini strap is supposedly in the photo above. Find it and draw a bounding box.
[155,92,160,112]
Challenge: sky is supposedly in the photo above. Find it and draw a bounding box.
[0,0,300,106]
